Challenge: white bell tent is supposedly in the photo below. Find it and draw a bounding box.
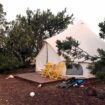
[35,21,105,78]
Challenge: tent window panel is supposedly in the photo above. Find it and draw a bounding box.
[66,65,83,75]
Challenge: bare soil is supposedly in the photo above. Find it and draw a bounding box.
[0,68,105,105]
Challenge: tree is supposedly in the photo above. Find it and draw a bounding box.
[8,8,74,65]
[7,15,34,64]
[26,8,74,54]
[0,3,9,49]
[0,3,22,71]
[99,20,105,39]
[88,49,105,80]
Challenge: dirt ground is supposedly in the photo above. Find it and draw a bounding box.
[0,68,105,105]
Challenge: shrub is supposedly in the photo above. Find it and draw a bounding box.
[96,72,105,80]
[0,52,23,73]
[87,49,105,80]
[88,62,105,80]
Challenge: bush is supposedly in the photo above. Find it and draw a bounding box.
[88,56,105,80]
[0,52,23,73]
[88,63,105,80]
[96,72,105,80]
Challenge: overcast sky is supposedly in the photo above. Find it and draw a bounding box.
[0,0,105,34]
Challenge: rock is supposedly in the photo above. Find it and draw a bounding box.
[29,92,35,97]
[80,85,84,88]
[6,75,14,79]
[73,83,78,87]
[37,84,42,88]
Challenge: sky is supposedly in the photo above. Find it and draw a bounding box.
[0,0,105,34]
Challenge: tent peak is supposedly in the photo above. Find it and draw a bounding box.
[77,20,85,25]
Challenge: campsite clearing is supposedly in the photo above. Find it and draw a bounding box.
[0,68,105,105]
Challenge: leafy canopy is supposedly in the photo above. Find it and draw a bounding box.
[0,3,9,48]
[99,20,105,39]
[7,8,74,65]
[26,8,74,53]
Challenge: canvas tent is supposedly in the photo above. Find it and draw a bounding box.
[35,21,105,78]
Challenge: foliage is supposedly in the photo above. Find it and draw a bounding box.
[99,20,105,39]
[0,3,74,70]
[0,51,23,72]
[96,72,105,80]
[0,3,20,72]
[56,37,91,68]
[56,37,79,51]
[0,3,9,49]
[7,15,35,64]
[26,8,74,54]
[88,49,105,79]
[7,8,74,65]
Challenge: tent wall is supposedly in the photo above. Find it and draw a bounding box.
[82,63,95,78]
[45,21,105,57]
[47,44,61,63]
[36,43,47,71]
[47,43,67,76]
[36,42,67,76]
